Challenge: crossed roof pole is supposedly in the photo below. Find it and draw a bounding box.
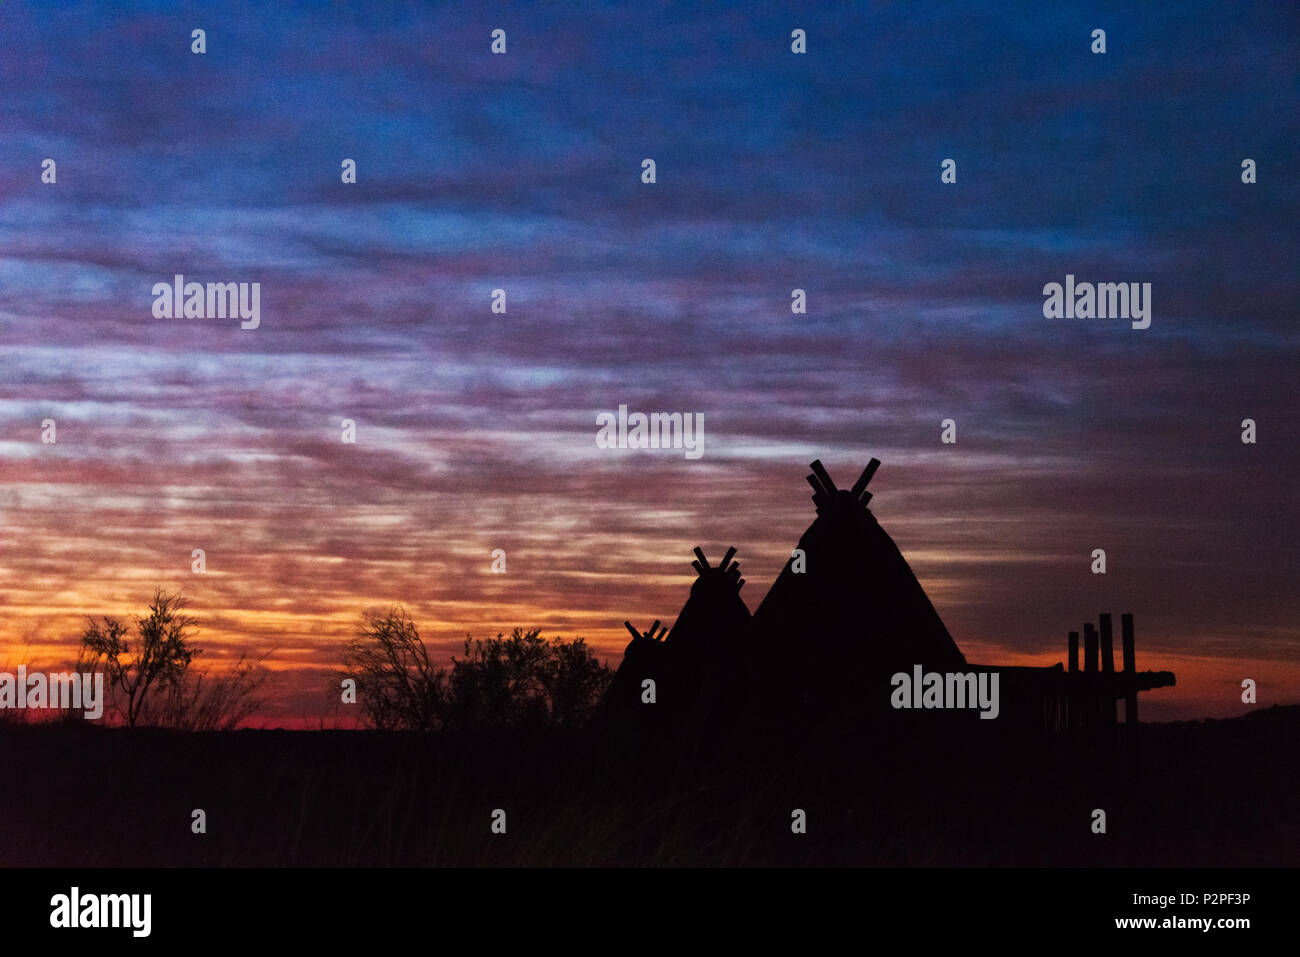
[806,457,881,515]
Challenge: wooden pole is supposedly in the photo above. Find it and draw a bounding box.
[1067,630,1079,729]
[1100,613,1116,725]
[1122,613,1138,726]
[850,458,882,501]
[808,460,837,494]
[1084,623,1099,727]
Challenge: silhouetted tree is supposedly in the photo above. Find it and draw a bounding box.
[75,589,267,730]
[78,590,198,722]
[343,607,445,732]
[77,589,199,728]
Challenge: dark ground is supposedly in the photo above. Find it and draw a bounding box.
[1,705,1295,867]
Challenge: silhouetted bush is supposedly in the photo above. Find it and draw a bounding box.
[342,607,612,732]
[142,654,272,731]
[444,628,613,731]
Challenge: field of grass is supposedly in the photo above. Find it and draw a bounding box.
[1,706,1295,867]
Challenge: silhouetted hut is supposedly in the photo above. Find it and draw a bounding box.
[749,459,966,725]
[597,618,669,725]
[662,546,752,729]
[598,547,752,733]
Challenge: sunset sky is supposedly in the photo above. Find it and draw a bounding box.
[1,1,1296,724]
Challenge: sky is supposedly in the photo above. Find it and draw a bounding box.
[0,0,1296,725]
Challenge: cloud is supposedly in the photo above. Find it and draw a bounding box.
[0,0,1295,724]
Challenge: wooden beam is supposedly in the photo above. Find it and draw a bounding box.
[806,473,831,512]
[974,667,1173,694]
[850,458,882,499]
[809,460,837,495]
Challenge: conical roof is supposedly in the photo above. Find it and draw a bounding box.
[596,619,670,724]
[750,459,966,719]
[599,547,752,731]
[664,547,750,658]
